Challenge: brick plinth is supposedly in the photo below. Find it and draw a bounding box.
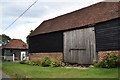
[29,52,63,61]
[98,50,120,62]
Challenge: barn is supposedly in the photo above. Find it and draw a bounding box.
[29,2,120,64]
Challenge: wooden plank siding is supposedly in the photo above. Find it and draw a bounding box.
[64,27,97,64]
[95,18,120,51]
[29,31,63,53]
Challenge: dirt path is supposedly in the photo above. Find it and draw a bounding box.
[0,62,11,79]
[0,71,10,80]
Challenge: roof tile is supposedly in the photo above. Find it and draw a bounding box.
[30,2,120,36]
[2,39,28,49]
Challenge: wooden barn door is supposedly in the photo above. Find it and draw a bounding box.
[64,27,96,64]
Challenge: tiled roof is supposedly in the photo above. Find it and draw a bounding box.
[2,39,28,49]
[30,2,120,36]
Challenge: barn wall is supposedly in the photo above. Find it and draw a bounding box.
[29,31,63,53]
[29,52,63,61]
[95,18,120,51]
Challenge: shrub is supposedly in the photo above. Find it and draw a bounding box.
[2,59,11,62]
[94,53,118,68]
[33,60,41,66]
[57,61,65,67]
[20,60,27,64]
[50,61,58,67]
[25,60,31,65]
[25,60,41,66]
[34,60,41,66]
[41,57,52,67]
[50,61,65,67]
[28,60,36,65]
[20,60,36,65]
[50,61,62,67]
[19,57,65,67]
[41,57,65,67]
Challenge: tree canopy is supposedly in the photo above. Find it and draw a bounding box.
[0,34,11,45]
[26,30,33,44]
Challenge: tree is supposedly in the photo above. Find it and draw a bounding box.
[0,34,11,45]
[26,30,33,44]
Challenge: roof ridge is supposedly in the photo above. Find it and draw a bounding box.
[2,38,28,49]
[30,2,119,36]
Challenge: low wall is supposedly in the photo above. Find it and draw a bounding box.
[29,52,63,61]
[98,50,120,62]
[5,56,13,61]
[29,51,119,63]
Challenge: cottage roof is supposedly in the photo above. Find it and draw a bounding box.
[30,2,120,36]
[2,39,28,49]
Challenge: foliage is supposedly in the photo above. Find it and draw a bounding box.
[26,30,33,44]
[28,60,41,66]
[32,60,41,66]
[19,57,64,67]
[50,61,65,67]
[2,58,11,62]
[41,57,65,67]
[94,53,118,68]
[19,60,27,64]
[0,34,11,45]
[41,57,52,67]
[20,60,41,66]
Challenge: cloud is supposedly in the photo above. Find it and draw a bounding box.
[2,0,38,17]
[1,0,103,42]
[0,3,2,29]
[104,0,120,2]
[3,21,42,42]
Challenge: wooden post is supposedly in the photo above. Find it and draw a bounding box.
[13,54,15,62]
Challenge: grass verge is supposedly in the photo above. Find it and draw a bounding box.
[2,62,118,78]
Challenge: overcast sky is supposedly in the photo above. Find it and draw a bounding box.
[0,0,111,42]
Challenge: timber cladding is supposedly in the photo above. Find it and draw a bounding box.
[29,52,63,61]
[95,18,120,51]
[29,31,63,53]
[64,27,97,64]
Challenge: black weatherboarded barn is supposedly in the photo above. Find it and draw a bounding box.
[29,2,120,64]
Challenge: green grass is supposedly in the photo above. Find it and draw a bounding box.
[0,59,2,62]
[0,59,2,71]
[2,62,118,78]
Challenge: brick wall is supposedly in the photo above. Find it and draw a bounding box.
[98,50,120,62]
[29,51,119,63]
[29,52,63,61]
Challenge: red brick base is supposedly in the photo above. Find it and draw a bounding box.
[29,52,63,61]
[98,50,120,62]
[29,51,119,63]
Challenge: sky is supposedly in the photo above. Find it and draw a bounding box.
[0,0,118,43]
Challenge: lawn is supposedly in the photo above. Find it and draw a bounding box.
[2,62,118,78]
